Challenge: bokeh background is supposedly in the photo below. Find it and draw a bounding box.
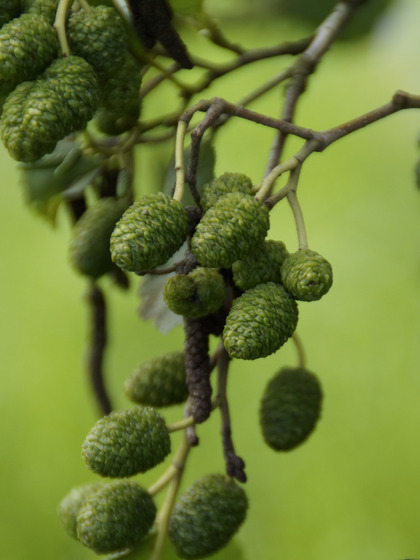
[1,1,420,559]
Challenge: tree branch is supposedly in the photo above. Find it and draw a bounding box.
[85,283,112,416]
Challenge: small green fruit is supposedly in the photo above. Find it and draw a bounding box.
[0,0,21,27]
[169,473,248,559]
[125,352,188,407]
[0,13,58,97]
[260,367,323,451]
[281,249,333,301]
[191,192,270,269]
[76,480,156,554]
[67,5,127,80]
[0,56,99,162]
[223,282,298,360]
[163,267,226,319]
[200,172,254,212]
[110,193,190,273]
[232,239,289,290]
[96,52,142,135]
[57,482,104,540]
[22,0,58,23]
[69,197,128,278]
[82,406,171,477]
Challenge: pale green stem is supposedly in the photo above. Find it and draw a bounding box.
[292,331,306,369]
[173,120,188,202]
[287,189,308,250]
[167,416,195,433]
[148,431,191,560]
[54,0,74,56]
[255,156,299,202]
[77,0,91,10]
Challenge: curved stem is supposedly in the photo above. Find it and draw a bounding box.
[167,416,195,433]
[149,431,191,560]
[255,157,299,202]
[173,121,187,202]
[217,345,246,483]
[287,189,308,250]
[53,0,74,56]
[85,282,112,416]
[292,331,306,369]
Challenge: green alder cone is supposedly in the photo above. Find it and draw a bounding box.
[260,367,323,451]
[232,239,289,290]
[76,480,156,554]
[57,482,104,540]
[67,5,128,80]
[0,0,20,27]
[125,352,188,407]
[21,0,59,23]
[110,193,190,273]
[82,406,171,477]
[281,248,333,301]
[169,473,248,559]
[1,81,65,162]
[223,282,298,360]
[0,56,99,162]
[163,267,226,319]
[199,172,254,212]
[191,192,270,269]
[43,56,100,131]
[69,197,129,278]
[0,13,58,97]
[96,52,142,135]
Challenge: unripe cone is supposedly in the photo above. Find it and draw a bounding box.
[163,267,226,319]
[77,480,156,554]
[125,352,188,407]
[58,482,104,540]
[281,249,333,301]
[96,52,142,135]
[69,197,128,278]
[67,5,127,80]
[200,172,253,212]
[0,0,20,27]
[191,192,270,269]
[223,282,298,360]
[22,0,59,23]
[43,56,100,131]
[110,193,190,273]
[1,56,99,162]
[0,14,58,97]
[1,81,63,162]
[232,239,289,290]
[260,367,322,450]
[169,473,248,559]
[82,406,170,477]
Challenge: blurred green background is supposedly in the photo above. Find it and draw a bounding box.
[1,1,420,559]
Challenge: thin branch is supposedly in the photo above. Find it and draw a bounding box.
[265,0,366,174]
[287,190,308,250]
[167,416,195,433]
[320,90,420,148]
[217,345,246,483]
[292,332,307,369]
[53,0,74,56]
[149,431,191,560]
[173,121,188,202]
[85,283,112,416]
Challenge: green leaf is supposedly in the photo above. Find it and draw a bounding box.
[138,244,187,335]
[18,139,102,225]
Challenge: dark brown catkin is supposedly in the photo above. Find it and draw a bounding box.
[184,317,212,423]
